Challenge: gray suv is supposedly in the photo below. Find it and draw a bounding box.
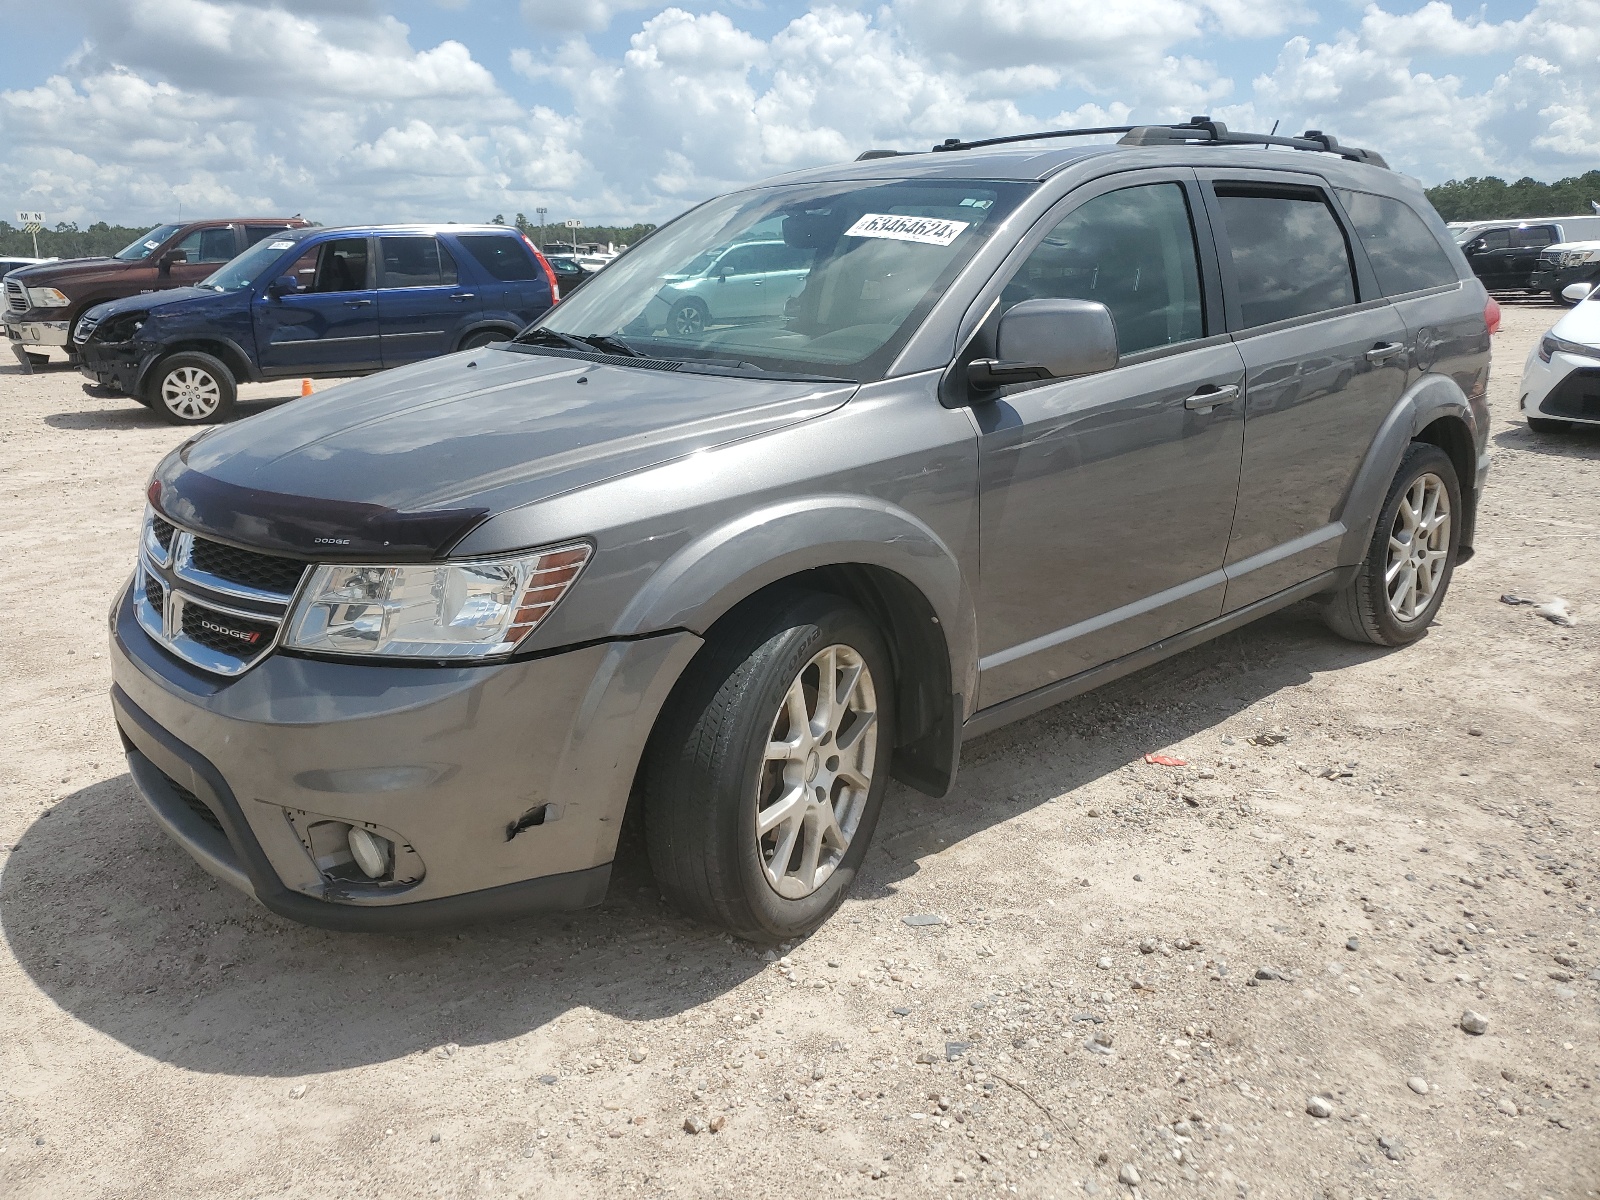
[110,119,1492,943]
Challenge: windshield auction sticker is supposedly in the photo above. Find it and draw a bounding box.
[844,213,970,247]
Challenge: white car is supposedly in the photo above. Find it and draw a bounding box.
[642,239,813,336]
[1519,282,1600,432]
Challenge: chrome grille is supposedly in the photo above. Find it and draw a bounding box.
[4,279,25,314]
[136,509,308,677]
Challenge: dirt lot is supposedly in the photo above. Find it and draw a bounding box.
[1,309,1596,1200]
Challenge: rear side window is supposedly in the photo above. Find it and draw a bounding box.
[1001,181,1204,355]
[456,234,541,282]
[174,226,238,263]
[244,224,292,246]
[1335,190,1459,296]
[380,236,458,288]
[1513,225,1557,249]
[1213,187,1356,328]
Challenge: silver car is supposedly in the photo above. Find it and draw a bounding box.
[111,120,1492,942]
[643,239,813,335]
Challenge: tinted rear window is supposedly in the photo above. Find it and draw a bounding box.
[244,224,293,246]
[1214,187,1357,328]
[1336,190,1459,296]
[456,234,541,282]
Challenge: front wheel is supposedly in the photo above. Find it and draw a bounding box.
[144,351,237,424]
[1322,443,1461,647]
[667,298,709,337]
[643,591,894,943]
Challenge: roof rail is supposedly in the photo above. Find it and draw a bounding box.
[855,149,910,161]
[929,116,1389,169]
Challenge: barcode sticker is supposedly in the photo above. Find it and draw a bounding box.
[268,240,296,250]
[844,213,970,247]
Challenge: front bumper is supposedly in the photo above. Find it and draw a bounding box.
[1519,342,1600,425]
[4,315,69,348]
[76,337,154,395]
[109,580,701,930]
[1530,265,1599,295]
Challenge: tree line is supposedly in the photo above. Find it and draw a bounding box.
[490,213,656,249]
[1424,172,1600,221]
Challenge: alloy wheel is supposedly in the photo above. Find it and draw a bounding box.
[1385,471,1451,622]
[755,644,878,900]
[161,366,222,420]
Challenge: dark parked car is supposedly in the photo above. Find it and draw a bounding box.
[544,254,594,294]
[1529,240,1600,306]
[75,224,558,422]
[1455,216,1600,299]
[3,218,309,365]
[111,119,1491,942]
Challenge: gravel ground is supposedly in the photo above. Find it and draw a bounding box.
[1,308,1596,1200]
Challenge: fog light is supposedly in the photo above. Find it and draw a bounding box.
[347,826,392,879]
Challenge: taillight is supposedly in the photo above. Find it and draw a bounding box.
[522,234,560,303]
[1485,296,1501,335]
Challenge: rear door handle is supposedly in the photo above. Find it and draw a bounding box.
[1365,342,1404,364]
[1183,383,1241,412]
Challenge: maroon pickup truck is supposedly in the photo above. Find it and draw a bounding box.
[4,217,310,367]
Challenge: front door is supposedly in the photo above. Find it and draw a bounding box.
[976,174,1246,708]
[252,236,381,375]
[376,235,477,366]
[1199,175,1411,609]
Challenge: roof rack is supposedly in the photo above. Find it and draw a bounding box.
[928,116,1389,169]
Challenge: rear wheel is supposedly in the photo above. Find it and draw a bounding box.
[461,329,511,351]
[144,351,236,424]
[1322,443,1460,647]
[643,591,894,943]
[1527,416,1571,433]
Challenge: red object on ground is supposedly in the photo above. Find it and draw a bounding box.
[1144,753,1188,767]
[1485,295,1501,335]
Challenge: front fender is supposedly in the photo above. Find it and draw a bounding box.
[613,493,979,720]
[1336,371,1478,566]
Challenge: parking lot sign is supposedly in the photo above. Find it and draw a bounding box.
[17,211,45,256]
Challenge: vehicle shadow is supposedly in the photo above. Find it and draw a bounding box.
[0,599,1392,1078]
[42,398,291,432]
[1493,421,1600,459]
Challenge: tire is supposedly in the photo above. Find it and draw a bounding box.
[1322,443,1461,647]
[643,591,895,943]
[666,298,709,337]
[144,351,236,425]
[461,329,511,351]
[1526,417,1571,433]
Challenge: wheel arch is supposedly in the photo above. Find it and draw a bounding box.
[455,321,521,352]
[135,338,256,392]
[1336,373,1480,566]
[616,496,976,797]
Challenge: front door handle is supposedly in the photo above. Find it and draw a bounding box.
[344,298,373,307]
[1365,342,1405,364]
[1183,383,1241,412]
[451,292,476,301]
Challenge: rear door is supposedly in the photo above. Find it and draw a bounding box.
[376,235,476,366]
[1506,224,1558,290]
[252,235,381,374]
[1199,171,1410,610]
[451,232,554,323]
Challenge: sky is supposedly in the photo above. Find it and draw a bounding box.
[0,0,1596,230]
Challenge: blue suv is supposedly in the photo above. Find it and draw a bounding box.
[75,224,558,423]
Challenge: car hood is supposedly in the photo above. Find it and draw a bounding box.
[151,347,857,557]
[1551,298,1600,348]
[88,287,227,320]
[10,257,126,284]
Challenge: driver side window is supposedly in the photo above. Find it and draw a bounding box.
[1001,183,1204,356]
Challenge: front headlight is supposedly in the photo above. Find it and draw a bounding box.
[284,544,591,660]
[27,286,70,308]
[1538,333,1598,363]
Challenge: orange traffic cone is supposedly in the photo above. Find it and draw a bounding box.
[300,379,314,397]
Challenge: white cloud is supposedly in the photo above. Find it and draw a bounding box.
[2,0,1598,230]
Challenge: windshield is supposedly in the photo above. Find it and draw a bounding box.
[200,233,309,292]
[114,225,183,261]
[518,178,1032,381]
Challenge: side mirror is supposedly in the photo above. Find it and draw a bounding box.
[268,274,300,299]
[1562,281,1597,304]
[158,249,188,274]
[968,299,1118,391]
[1465,239,1486,255]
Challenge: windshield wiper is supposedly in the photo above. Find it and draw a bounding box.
[516,327,595,353]
[577,334,639,357]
